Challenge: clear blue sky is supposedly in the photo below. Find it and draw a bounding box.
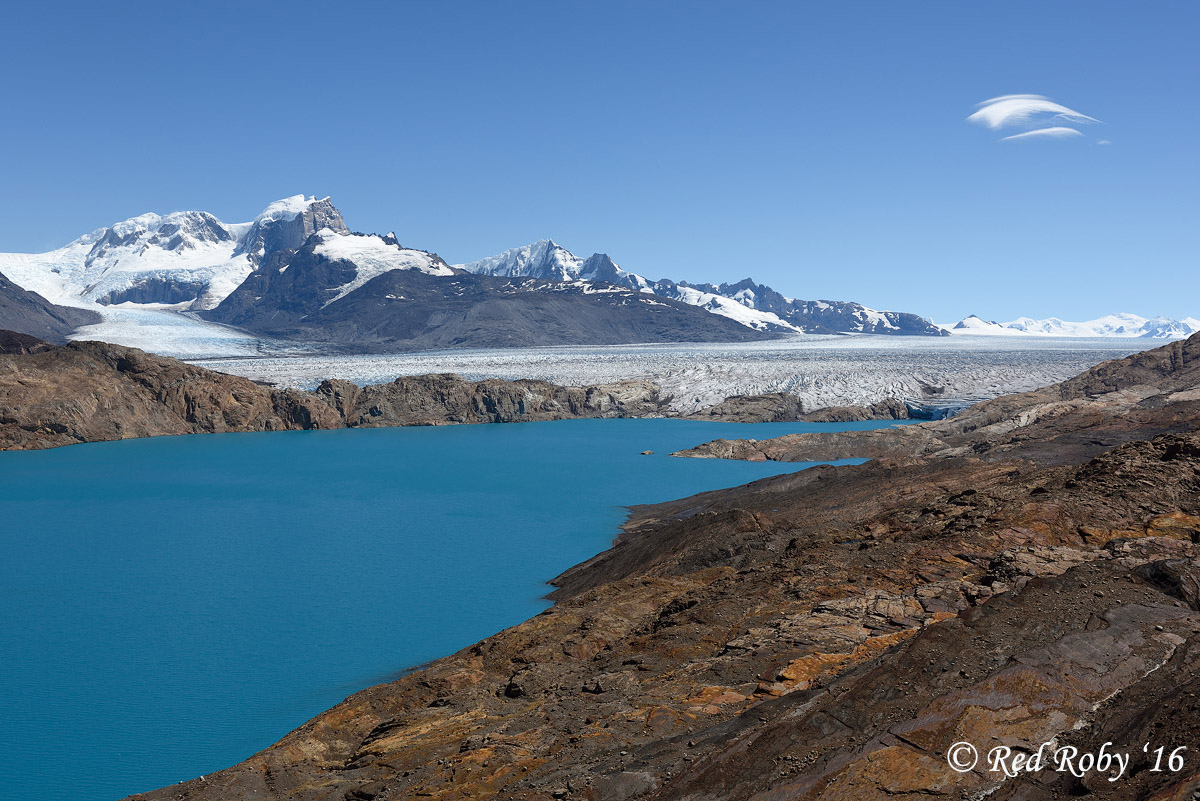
[1,1,1196,321]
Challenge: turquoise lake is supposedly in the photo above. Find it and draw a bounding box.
[0,418,900,800]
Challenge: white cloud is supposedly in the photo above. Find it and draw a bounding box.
[1001,126,1086,142]
[968,94,1099,129]
[968,94,1100,143]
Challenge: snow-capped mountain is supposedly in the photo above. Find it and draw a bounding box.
[459,243,946,336]
[456,240,649,288]
[458,241,798,333]
[203,230,768,350]
[208,228,458,325]
[946,314,1200,339]
[0,195,347,311]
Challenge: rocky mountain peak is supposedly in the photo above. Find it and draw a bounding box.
[457,239,581,281]
[577,253,624,283]
[720,277,761,293]
[235,196,350,264]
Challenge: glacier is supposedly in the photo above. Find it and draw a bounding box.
[196,335,1148,415]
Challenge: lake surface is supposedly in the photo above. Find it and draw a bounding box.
[0,418,899,801]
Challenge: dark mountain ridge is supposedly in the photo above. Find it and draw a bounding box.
[0,270,100,343]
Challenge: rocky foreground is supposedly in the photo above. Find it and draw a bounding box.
[109,334,1200,800]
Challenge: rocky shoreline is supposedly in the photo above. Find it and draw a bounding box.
[107,333,1200,800]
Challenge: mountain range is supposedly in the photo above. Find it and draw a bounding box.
[946,313,1200,339]
[202,228,766,349]
[0,196,948,351]
[457,239,947,336]
[3,196,1193,352]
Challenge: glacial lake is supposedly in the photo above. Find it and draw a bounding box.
[0,418,900,801]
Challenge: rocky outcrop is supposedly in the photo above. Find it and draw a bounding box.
[0,330,53,355]
[121,334,1200,801]
[319,374,666,427]
[0,339,337,449]
[686,393,911,423]
[0,340,670,450]
[0,271,100,343]
[234,196,349,264]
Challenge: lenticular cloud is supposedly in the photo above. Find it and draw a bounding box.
[968,94,1100,142]
[1000,126,1086,142]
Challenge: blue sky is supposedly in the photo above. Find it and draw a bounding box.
[1,1,1196,321]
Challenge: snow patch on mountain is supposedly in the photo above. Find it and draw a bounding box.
[255,194,326,224]
[653,285,802,332]
[857,307,899,331]
[314,231,455,306]
[0,240,98,307]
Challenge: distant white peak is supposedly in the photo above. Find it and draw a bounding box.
[254,195,327,224]
[456,239,581,278]
[949,315,1010,331]
[518,239,576,264]
[947,312,1196,339]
